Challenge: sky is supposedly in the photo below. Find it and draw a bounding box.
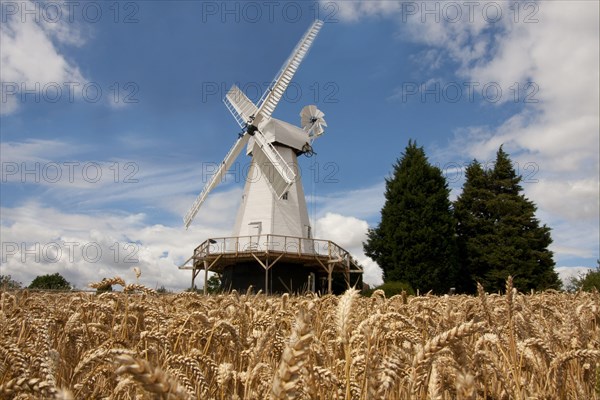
[1,0,598,291]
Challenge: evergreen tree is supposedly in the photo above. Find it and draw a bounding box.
[364,140,459,294]
[453,161,495,293]
[454,146,560,292]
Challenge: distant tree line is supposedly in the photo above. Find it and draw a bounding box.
[364,140,562,294]
[0,273,72,291]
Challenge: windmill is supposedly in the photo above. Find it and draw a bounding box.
[180,20,362,294]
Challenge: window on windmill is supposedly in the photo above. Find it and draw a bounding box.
[282,192,289,200]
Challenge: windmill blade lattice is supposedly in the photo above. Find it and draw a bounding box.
[184,133,250,228]
[223,85,259,129]
[256,20,324,121]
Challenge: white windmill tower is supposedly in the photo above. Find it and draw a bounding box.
[181,20,362,294]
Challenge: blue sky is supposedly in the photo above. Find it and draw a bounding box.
[1,0,598,289]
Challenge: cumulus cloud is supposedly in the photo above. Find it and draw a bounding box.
[0,137,382,289]
[316,212,383,286]
[555,266,593,290]
[0,0,128,113]
[316,212,368,246]
[0,0,88,115]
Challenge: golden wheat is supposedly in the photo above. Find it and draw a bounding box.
[1,277,599,399]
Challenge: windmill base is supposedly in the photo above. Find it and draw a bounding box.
[179,234,363,295]
[219,261,358,294]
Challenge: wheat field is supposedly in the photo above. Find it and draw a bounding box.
[1,277,599,399]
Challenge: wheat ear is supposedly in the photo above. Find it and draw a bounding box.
[411,320,485,395]
[114,354,192,400]
[89,276,126,289]
[271,303,314,399]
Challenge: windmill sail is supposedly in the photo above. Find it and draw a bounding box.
[223,85,258,128]
[184,133,250,228]
[256,20,324,120]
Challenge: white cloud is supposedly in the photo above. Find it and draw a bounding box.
[316,212,383,286]
[316,212,368,248]
[0,0,87,115]
[446,3,599,266]
[555,266,593,290]
[1,133,384,289]
[527,178,599,223]
[309,183,387,286]
[0,196,383,290]
[0,139,80,163]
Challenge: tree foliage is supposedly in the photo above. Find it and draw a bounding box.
[205,274,221,294]
[364,140,459,294]
[454,147,560,293]
[568,260,600,292]
[28,273,72,290]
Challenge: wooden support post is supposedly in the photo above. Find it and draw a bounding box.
[251,253,285,295]
[265,264,269,295]
[317,258,334,295]
[346,255,351,289]
[203,260,208,295]
[191,265,196,290]
[251,253,270,295]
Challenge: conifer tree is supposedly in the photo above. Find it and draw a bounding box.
[364,140,459,294]
[454,146,560,292]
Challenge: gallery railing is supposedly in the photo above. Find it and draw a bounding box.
[193,234,348,261]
